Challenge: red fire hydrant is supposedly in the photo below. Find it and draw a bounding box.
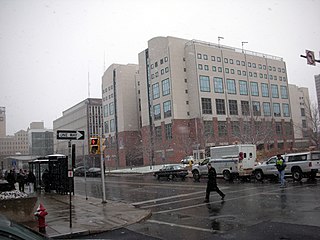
[34,203,48,234]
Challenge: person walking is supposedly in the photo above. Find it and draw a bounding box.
[6,170,16,190]
[27,170,36,193]
[17,169,26,192]
[204,163,225,203]
[276,154,286,187]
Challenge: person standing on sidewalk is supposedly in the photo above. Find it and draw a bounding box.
[276,154,286,187]
[204,163,225,203]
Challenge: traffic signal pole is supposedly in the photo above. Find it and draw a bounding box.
[100,127,107,203]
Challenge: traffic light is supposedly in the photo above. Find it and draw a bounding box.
[90,137,100,154]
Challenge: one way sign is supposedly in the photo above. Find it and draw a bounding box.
[57,130,85,140]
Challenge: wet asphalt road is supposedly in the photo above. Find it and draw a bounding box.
[72,175,320,240]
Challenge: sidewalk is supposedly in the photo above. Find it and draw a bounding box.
[23,192,151,239]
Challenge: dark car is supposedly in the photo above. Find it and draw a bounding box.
[153,164,188,180]
[0,214,50,239]
[74,166,89,176]
[87,167,102,177]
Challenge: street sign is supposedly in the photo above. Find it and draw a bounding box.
[57,130,85,140]
[306,50,316,65]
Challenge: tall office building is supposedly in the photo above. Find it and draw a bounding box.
[102,64,141,168]
[53,98,102,167]
[28,122,53,156]
[0,107,6,137]
[289,84,311,148]
[138,36,293,165]
[315,74,320,113]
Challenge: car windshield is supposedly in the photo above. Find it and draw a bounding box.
[10,222,48,240]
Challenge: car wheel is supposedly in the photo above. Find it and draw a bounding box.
[292,168,303,181]
[309,172,317,180]
[254,170,264,181]
[223,170,233,181]
[192,170,200,181]
[168,174,174,180]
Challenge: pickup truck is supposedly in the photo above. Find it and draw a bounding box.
[253,151,320,181]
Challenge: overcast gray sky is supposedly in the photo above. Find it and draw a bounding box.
[0,0,319,135]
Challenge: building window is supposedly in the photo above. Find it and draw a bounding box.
[104,121,109,134]
[237,70,241,75]
[273,103,281,117]
[250,82,259,96]
[165,123,172,140]
[252,101,261,116]
[152,83,160,99]
[203,54,208,60]
[163,100,172,118]
[211,56,215,61]
[204,65,209,71]
[110,119,115,132]
[231,121,240,136]
[200,75,210,92]
[197,53,202,59]
[216,99,226,115]
[198,64,203,70]
[202,98,212,114]
[225,68,229,73]
[263,102,271,116]
[218,67,222,72]
[218,121,227,136]
[155,126,162,140]
[275,122,282,136]
[280,86,288,99]
[226,79,236,94]
[153,104,161,120]
[217,57,221,62]
[204,121,214,137]
[231,69,235,74]
[230,59,234,64]
[239,80,248,95]
[271,84,279,98]
[229,100,238,115]
[214,77,224,93]
[302,119,307,128]
[241,101,250,116]
[241,61,245,66]
[236,60,240,65]
[224,58,228,63]
[165,67,169,73]
[300,108,305,116]
[104,105,109,117]
[261,83,269,97]
[109,102,114,115]
[283,103,290,117]
[212,66,217,72]
[162,78,170,96]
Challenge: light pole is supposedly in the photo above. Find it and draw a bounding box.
[218,36,224,47]
[242,41,248,53]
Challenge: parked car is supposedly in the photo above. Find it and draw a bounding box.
[87,167,102,177]
[0,214,50,239]
[181,156,194,165]
[153,164,188,180]
[253,151,320,181]
[74,166,89,176]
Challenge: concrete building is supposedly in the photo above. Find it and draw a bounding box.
[0,107,6,137]
[28,122,54,156]
[315,74,320,113]
[0,130,29,156]
[138,36,293,165]
[53,98,102,167]
[101,64,141,168]
[289,84,311,148]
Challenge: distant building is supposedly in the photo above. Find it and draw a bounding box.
[289,84,311,148]
[101,64,141,168]
[0,130,29,156]
[0,107,6,137]
[315,74,320,114]
[28,122,54,156]
[53,98,102,167]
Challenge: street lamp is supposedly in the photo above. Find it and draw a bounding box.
[218,36,224,47]
[242,41,248,53]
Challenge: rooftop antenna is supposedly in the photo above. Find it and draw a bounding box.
[218,36,224,47]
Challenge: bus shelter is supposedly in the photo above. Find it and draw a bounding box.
[28,154,74,194]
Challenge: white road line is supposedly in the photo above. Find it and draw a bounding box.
[154,185,300,214]
[135,186,267,208]
[146,219,218,233]
[132,191,204,206]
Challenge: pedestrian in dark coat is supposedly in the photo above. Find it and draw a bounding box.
[17,169,26,192]
[27,171,36,193]
[42,169,50,193]
[204,163,225,203]
[6,170,16,190]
